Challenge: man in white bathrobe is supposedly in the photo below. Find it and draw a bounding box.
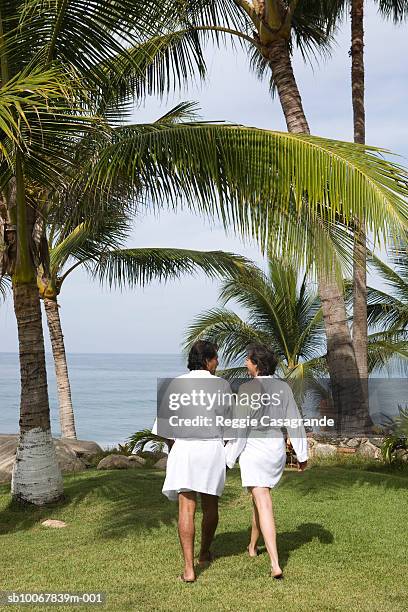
[152,341,241,582]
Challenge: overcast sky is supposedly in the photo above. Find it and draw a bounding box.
[1,4,407,354]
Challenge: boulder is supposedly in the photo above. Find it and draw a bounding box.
[60,438,103,459]
[128,455,146,466]
[53,439,89,474]
[0,434,94,483]
[367,437,384,448]
[97,454,133,470]
[311,443,337,458]
[356,441,381,459]
[153,457,168,470]
[346,438,361,448]
[394,449,408,463]
[139,450,167,461]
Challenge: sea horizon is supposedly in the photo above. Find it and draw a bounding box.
[1,352,406,448]
[0,352,185,447]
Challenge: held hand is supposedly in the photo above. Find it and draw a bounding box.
[297,460,308,472]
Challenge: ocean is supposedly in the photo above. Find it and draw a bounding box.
[0,353,184,448]
[1,353,406,447]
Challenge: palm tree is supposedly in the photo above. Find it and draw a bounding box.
[365,247,408,334]
[349,0,408,387]
[1,1,408,505]
[184,258,327,397]
[185,256,408,409]
[173,0,377,427]
[39,202,250,439]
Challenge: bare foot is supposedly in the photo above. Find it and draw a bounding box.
[270,563,283,578]
[247,545,258,558]
[198,550,214,567]
[179,569,196,582]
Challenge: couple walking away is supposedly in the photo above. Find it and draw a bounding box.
[152,341,308,583]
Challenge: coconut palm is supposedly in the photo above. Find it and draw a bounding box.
[171,0,376,425]
[184,255,408,404]
[349,0,408,382]
[365,248,408,334]
[40,200,250,440]
[1,1,408,506]
[184,258,328,390]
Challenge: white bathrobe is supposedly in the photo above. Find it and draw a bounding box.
[225,376,308,489]
[152,370,238,501]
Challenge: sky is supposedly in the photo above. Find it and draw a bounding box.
[0,4,407,354]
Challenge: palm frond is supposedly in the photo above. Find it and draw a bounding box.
[79,125,408,263]
[183,307,272,364]
[368,330,408,375]
[377,0,408,22]
[155,101,202,124]
[91,248,250,289]
[49,214,130,279]
[0,274,11,300]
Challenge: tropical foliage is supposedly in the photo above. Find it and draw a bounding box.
[184,256,408,395]
[1,0,408,505]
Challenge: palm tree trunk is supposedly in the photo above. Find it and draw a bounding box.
[266,36,369,433]
[11,282,64,505]
[44,296,77,439]
[266,38,309,134]
[351,0,368,381]
[10,154,63,505]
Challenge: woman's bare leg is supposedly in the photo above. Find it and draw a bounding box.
[178,491,197,580]
[250,487,282,576]
[248,497,261,556]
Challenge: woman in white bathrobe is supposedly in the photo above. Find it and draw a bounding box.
[225,345,308,579]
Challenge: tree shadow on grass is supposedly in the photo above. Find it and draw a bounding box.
[0,469,178,537]
[278,465,408,496]
[213,522,334,570]
[0,468,239,540]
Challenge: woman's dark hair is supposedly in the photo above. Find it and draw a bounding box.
[247,344,278,376]
[187,340,218,371]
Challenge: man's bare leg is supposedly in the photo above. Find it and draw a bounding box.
[199,493,219,565]
[178,491,197,581]
[248,497,261,556]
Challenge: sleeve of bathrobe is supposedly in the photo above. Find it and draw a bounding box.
[283,383,308,463]
[224,381,250,468]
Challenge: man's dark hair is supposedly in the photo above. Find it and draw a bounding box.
[247,344,278,376]
[187,340,218,371]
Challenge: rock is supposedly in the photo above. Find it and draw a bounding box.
[346,438,361,448]
[41,519,67,528]
[311,443,337,458]
[61,439,103,459]
[153,457,168,470]
[139,450,167,461]
[356,441,381,459]
[394,449,408,463]
[53,439,89,474]
[0,434,90,483]
[128,455,146,466]
[97,454,133,470]
[368,437,384,448]
[337,447,356,455]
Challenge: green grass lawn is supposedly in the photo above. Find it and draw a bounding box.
[1,464,407,612]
